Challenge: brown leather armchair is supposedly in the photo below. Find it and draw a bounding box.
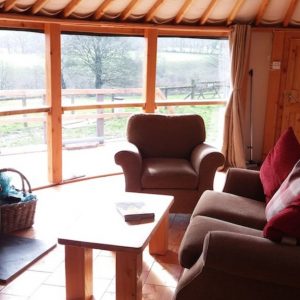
[114,113,225,213]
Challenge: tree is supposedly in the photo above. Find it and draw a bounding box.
[61,35,141,89]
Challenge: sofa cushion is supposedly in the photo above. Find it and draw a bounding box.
[179,215,262,269]
[192,190,266,230]
[141,158,198,189]
[265,159,300,220]
[260,127,300,202]
[263,201,300,244]
[264,160,300,244]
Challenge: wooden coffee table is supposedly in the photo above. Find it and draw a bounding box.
[58,192,174,300]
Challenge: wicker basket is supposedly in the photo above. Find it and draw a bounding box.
[0,168,37,233]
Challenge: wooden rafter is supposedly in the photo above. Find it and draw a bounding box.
[227,0,245,25]
[175,0,194,24]
[93,0,113,20]
[283,0,298,27]
[121,0,140,21]
[63,0,83,18]
[4,0,17,12]
[255,0,270,26]
[32,0,50,14]
[199,0,218,25]
[145,0,165,22]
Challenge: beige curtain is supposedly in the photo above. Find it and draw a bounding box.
[221,24,251,169]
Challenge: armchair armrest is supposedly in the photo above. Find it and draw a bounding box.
[114,142,142,192]
[222,168,265,201]
[175,231,300,299]
[190,143,224,191]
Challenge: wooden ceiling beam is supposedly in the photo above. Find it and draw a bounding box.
[63,0,83,18]
[283,0,298,27]
[0,11,230,36]
[32,0,50,14]
[145,0,165,22]
[255,0,270,26]
[175,0,194,24]
[4,0,18,12]
[227,0,245,25]
[121,0,139,21]
[93,0,113,20]
[199,0,218,25]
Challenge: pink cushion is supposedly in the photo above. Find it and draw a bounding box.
[265,160,300,220]
[263,201,300,244]
[264,160,300,244]
[260,127,300,202]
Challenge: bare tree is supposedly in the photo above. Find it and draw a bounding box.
[62,35,140,89]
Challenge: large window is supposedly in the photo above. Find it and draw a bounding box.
[0,29,230,187]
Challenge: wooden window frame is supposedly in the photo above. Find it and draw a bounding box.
[0,17,230,185]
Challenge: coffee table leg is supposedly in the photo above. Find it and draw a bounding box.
[116,251,143,300]
[149,211,169,255]
[64,245,93,300]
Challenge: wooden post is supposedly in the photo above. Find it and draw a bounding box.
[191,79,195,100]
[65,246,93,300]
[143,29,158,113]
[116,251,143,300]
[149,211,169,255]
[45,24,62,184]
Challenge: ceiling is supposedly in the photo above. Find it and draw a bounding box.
[0,0,300,28]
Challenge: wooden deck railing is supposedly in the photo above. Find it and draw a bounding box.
[0,87,227,148]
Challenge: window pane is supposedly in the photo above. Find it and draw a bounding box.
[61,34,145,104]
[0,30,47,187]
[0,114,48,186]
[156,37,230,148]
[157,105,225,148]
[62,108,140,179]
[60,34,145,179]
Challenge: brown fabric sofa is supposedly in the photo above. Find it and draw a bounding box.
[114,113,224,213]
[174,168,300,300]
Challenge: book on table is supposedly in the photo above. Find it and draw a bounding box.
[115,201,155,222]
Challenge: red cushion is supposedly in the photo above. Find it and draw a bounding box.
[260,127,300,202]
[263,200,300,244]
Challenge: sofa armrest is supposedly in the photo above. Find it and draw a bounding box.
[175,231,300,299]
[204,231,300,287]
[114,142,142,192]
[190,143,224,191]
[222,168,265,201]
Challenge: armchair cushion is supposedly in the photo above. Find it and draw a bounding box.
[260,127,300,202]
[141,158,198,189]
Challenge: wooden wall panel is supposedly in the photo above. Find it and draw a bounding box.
[262,30,285,158]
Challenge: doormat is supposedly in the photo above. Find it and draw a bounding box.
[0,234,56,284]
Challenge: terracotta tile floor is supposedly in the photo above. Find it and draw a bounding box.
[0,173,225,300]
